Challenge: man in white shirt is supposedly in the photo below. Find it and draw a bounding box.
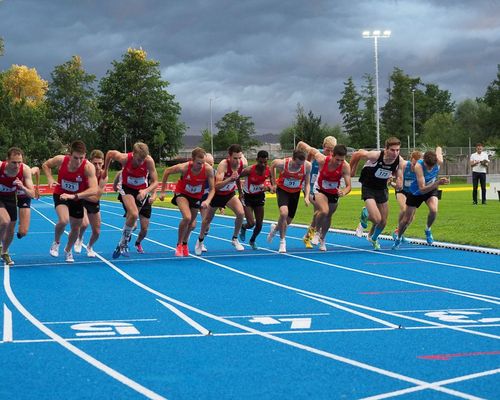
[470,143,489,205]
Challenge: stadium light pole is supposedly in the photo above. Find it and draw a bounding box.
[362,30,391,150]
[412,88,416,150]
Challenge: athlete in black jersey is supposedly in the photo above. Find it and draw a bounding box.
[349,137,405,250]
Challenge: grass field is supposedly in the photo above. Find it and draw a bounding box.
[135,185,499,250]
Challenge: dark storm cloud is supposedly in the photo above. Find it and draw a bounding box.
[1,0,499,135]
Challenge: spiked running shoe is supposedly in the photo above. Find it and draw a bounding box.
[2,253,14,266]
[425,229,434,244]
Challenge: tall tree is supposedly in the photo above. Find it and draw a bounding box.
[479,64,500,144]
[98,48,185,157]
[338,77,362,146]
[2,64,48,106]
[420,113,456,146]
[454,99,489,146]
[46,56,100,149]
[420,83,455,124]
[360,73,377,148]
[381,68,419,142]
[212,110,260,151]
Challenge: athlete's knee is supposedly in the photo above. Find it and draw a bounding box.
[245,222,255,229]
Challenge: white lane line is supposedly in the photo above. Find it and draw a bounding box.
[42,318,157,325]
[29,206,167,400]
[3,304,13,342]
[389,308,492,314]
[360,368,500,400]
[8,323,500,345]
[98,210,500,340]
[222,312,330,318]
[157,299,211,336]
[298,294,400,329]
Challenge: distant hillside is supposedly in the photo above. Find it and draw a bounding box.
[182,133,280,148]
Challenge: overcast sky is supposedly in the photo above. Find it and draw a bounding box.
[1,0,499,135]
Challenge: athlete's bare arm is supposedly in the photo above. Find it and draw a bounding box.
[42,155,65,189]
[160,162,187,200]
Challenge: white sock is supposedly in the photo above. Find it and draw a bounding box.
[120,225,133,246]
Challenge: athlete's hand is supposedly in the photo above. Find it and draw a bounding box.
[231,171,239,181]
[137,189,147,202]
[200,200,208,209]
[60,193,76,201]
[159,192,166,201]
[304,196,310,207]
[47,178,58,189]
[438,177,450,185]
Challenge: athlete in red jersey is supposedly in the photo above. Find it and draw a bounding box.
[74,150,108,258]
[160,147,215,256]
[267,150,311,253]
[195,144,248,255]
[104,142,158,258]
[297,142,352,251]
[0,147,35,265]
[237,151,274,250]
[42,140,98,263]
[14,166,40,240]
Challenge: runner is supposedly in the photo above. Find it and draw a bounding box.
[74,150,107,257]
[159,147,215,256]
[195,144,247,255]
[393,147,449,249]
[0,147,36,265]
[349,137,404,250]
[267,150,311,253]
[103,142,158,259]
[302,136,336,248]
[238,150,274,250]
[389,150,422,242]
[15,166,40,239]
[42,140,98,262]
[296,142,351,251]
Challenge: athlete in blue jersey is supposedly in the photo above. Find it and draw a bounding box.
[389,150,422,242]
[393,147,449,249]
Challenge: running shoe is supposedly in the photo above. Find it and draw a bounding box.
[360,207,369,229]
[355,223,364,238]
[195,240,204,256]
[425,229,434,244]
[401,235,409,244]
[50,241,60,257]
[2,253,14,266]
[182,244,189,256]
[201,243,207,252]
[87,247,97,258]
[311,231,321,246]
[232,238,244,251]
[112,245,122,259]
[135,242,145,254]
[74,238,83,253]
[392,237,401,250]
[267,223,277,243]
[239,226,246,242]
[121,245,130,257]
[369,238,381,251]
[249,241,258,250]
[303,234,313,249]
[175,244,183,257]
[278,239,287,253]
[319,239,327,252]
[65,250,74,263]
[392,229,398,241]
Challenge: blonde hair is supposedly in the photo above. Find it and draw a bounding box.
[133,142,149,158]
[90,149,104,160]
[323,136,337,148]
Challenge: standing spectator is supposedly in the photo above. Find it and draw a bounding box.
[470,143,489,205]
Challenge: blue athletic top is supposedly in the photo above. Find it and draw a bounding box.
[309,149,323,192]
[409,159,439,196]
[402,160,416,192]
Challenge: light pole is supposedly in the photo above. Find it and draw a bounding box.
[412,88,416,150]
[362,30,391,150]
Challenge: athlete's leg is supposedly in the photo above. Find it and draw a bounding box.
[54,204,70,244]
[64,216,83,253]
[17,207,31,238]
[425,196,439,230]
[249,205,264,243]
[226,196,245,239]
[78,208,89,242]
[175,196,193,245]
[87,211,101,249]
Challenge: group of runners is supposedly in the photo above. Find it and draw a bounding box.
[0,135,449,265]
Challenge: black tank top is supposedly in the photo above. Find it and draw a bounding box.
[359,150,399,190]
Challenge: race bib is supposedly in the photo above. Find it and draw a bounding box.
[310,173,318,185]
[17,188,26,196]
[403,179,412,188]
[249,183,264,193]
[185,183,202,194]
[219,181,236,192]
[61,179,79,192]
[127,176,146,186]
[321,180,339,190]
[283,177,300,189]
[374,168,392,179]
[0,184,15,193]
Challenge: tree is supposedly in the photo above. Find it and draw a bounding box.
[98,48,185,157]
[420,83,455,125]
[46,56,100,149]
[2,64,48,106]
[478,64,500,144]
[454,99,489,146]
[338,77,362,146]
[212,110,260,151]
[381,68,419,142]
[359,74,377,148]
[420,113,456,146]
